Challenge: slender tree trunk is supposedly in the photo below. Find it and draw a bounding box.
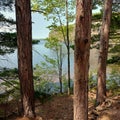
[96,0,113,105]
[74,0,92,120]
[56,45,63,94]
[67,46,70,95]
[15,0,35,118]
[66,0,71,95]
[54,1,71,95]
[59,46,63,94]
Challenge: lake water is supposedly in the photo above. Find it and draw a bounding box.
[0,40,120,95]
[0,40,119,77]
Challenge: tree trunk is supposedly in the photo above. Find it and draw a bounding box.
[15,0,36,118]
[66,0,71,95]
[67,45,70,95]
[59,45,63,94]
[96,0,113,105]
[74,0,92,120]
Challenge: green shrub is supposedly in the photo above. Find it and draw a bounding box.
[89,71,97,90]
[106,70,120,95]
[107,56,120,64]
[34,79,59,103]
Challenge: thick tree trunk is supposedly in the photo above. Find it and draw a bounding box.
[96,0,113,105]
[74,0,92,120]
[15,0,35,118]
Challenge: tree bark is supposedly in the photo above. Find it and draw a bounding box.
[66,0,71,95]
[15,0,36,118]
[74,0,92,120]
[58,45,63,94]
[96,0,113,105]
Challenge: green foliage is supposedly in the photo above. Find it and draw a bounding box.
[107,71,120,94]
[33,65,60,102]
[112,3,120,12]
[34,79,56,102]
[92,12,102,21]
[62,75,68,93]
[0,32,17,47]
[31,0,75,46]
[0,13,15,24]
[33,62,74,100]
[34,0,75,22]
[109,45,120,53]
[92,12,120,30]
[45,37,60,49]
[62,75,73,93]
[89,71,97,90]
[33,64,57,81]
[88,70,120,94]
[107,56,120,64]
[0,32,40,55]
[39,37,67,94]
[92,0,102,10]
[111,13,120,30]
[91,34,100,43]
[0,68,20,104]
[0,0,14,11]
[0,32,17,55]
[0,68,18,77]
[0,92,9,103]
[48,26,65,41]
[49,24,75,42]
[42,55,57,69]
[31,0,41,12]
[70,44,74,50]
[32,39,40,44]
[44,37,66,71]
[91,22,101,31]
[0,79,20,105]
[0,0,15,56]
[110,33,120,41]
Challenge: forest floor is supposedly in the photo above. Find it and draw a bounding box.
[2,91,120,120]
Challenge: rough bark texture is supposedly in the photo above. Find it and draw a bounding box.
[74,0,92,120]
[15,0,35,118]
[97,0,113,105]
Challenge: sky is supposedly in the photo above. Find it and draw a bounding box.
[1,7,101,39]
[32,7,101,39]
[1,10,51,39]
[32,13,50,39]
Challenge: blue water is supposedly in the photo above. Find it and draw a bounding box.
[0,40,74,76]
[1,40,119,76]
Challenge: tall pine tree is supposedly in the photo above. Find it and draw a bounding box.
[15,0,36,118]
[74,0,92,119]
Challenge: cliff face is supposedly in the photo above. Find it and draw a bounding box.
[48,13,120,47]
[48,24,75,42]
[48,13,102,43]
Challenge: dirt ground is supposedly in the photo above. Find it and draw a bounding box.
[3,93,120,120]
